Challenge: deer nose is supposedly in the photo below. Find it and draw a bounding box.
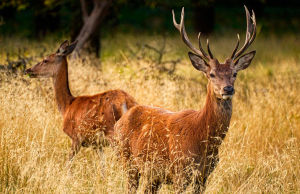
[223,86,234,95]
[24,68,32,75]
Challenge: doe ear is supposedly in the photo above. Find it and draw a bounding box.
[56,40,78,56]
[234,51,256,72]
[188,52,209,73]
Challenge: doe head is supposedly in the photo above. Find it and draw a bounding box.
[25,40,77,78]
[173,6,256,100]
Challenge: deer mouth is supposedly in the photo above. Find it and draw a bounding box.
[27,73,37,78]
[25,68,37,78]
[222,94,233,100]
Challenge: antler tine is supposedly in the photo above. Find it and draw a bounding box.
[207,39,214,59]
[230,34,240,59]
[197,32,209,60]
[248,10,256,45]
[172,10,180,31]
[173,7,211,61]
[233,5,256,59]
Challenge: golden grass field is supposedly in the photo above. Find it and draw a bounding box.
[0,32,300,193]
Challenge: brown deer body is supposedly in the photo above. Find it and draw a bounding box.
[115,6,256,193]
[25,40,137,161]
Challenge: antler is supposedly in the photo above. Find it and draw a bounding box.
[231,5,256,60]
[172,7,213,61]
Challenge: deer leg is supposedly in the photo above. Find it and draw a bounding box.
[172,169,189,194]
[143,166,163,194]
[193,184,205,194]
[127,166,140,194]
[193,156,218,193]
[97,146,104,159]
[192,162,212,194]
[66,139,81,176]
[69,139,81,162]
[193,177,205,194]
[96,146,106,178]
[144,178,162,194]
[173,179,189,194]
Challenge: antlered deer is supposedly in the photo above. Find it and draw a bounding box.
[25,40,137,161]
[115,6,256,193]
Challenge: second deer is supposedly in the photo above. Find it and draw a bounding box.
[25,40,137,161]
[115,6,256,193]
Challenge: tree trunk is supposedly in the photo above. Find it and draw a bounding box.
[71,0,111,59]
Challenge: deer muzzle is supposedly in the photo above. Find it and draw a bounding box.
[222,86,235,100]
[25,68,37,78]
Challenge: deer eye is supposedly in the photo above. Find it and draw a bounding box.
[233,73,237,77]
[43,60,48,63]
[210,73,215,78]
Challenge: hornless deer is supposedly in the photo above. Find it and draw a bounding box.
[115,6,256,193]
[25,40,137,161]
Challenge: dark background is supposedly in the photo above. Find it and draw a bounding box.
[1,0,300,37]
[1,0,300,58]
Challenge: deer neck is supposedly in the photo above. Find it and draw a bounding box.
[52,57,74,116]
[200,82,232,141]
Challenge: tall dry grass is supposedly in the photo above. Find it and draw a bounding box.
[0,33,300,193]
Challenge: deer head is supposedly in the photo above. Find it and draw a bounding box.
[25,40,78,78]
[173,6,256,100]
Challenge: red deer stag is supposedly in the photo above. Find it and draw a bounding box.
[25,40,137,161]
[115,6,256,193]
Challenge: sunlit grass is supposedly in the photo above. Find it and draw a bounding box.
[0,32,300,193]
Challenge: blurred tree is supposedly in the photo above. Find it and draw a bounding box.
[71,0,112,59]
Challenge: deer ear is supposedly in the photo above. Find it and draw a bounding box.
[57,40,69,54]
[234,51,256,72]
[56,40,78,56]
[188,52,209,73]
